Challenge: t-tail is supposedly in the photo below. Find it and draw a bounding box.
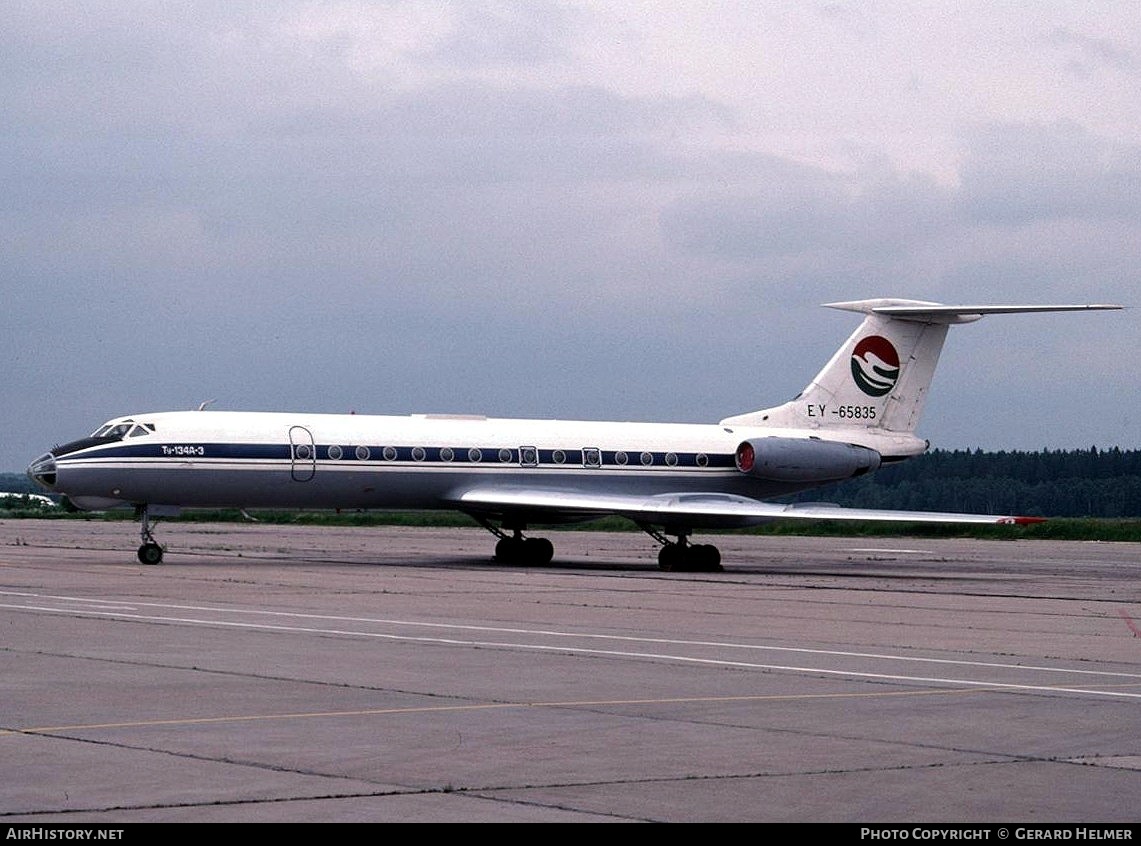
[720,298,1122,440]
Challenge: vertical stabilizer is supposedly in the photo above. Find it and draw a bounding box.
[721,299,949,433]
[719,298,1121,435]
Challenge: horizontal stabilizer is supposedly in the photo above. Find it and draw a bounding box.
[723,298,1124,431]
[825,300,1123,324]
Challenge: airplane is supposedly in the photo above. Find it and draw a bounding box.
[27,298,1121,570]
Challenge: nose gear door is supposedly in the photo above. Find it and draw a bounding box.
[289,426,316,482]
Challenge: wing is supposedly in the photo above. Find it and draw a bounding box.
[449,487,1043,530]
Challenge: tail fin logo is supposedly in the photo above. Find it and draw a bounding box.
[850,336,900,397]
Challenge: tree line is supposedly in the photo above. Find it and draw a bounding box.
[784,447,1141,518]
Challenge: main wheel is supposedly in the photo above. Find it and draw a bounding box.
[524,537,554,565]
[495,537,522,564]
[137,543,163,565]
[658,543,683,571]
[692,544,722,572]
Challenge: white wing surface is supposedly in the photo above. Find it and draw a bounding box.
[451,488,1042,529]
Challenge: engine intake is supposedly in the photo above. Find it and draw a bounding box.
[735,437,881,483]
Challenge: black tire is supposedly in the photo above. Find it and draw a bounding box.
[694,544,722,572]
[525,537,554,565]
[137,543,163,565]
[495,537,520,564]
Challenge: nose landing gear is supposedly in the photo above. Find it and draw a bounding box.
[135,504,167,565]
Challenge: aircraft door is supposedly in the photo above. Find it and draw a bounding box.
[289,426,316,482]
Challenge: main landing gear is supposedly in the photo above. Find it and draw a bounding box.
[496,533,555,566]
[477,520,555,566]
[640,524,723,572]
[136,504,164,565]
[474,517,722,572]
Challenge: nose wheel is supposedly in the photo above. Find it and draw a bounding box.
[136,505,164,565]
[138,542,164,565]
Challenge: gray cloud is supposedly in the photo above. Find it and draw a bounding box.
[960,123,1141,224]
[1051,27,1136,75]
[2,4,1138,471]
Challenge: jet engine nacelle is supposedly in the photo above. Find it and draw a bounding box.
[735,437,881,483]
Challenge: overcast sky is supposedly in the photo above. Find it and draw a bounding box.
[2,1,1138,472]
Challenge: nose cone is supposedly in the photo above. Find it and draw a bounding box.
[27,452,57,490]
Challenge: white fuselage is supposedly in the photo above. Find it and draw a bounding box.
[39,409,923,515]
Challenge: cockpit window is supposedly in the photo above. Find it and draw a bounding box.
[90,422,134,440]
[127,425,150,438]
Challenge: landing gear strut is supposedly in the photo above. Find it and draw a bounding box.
[640,524,723,572]
[136,505,164,565]
[476,519,555,566]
